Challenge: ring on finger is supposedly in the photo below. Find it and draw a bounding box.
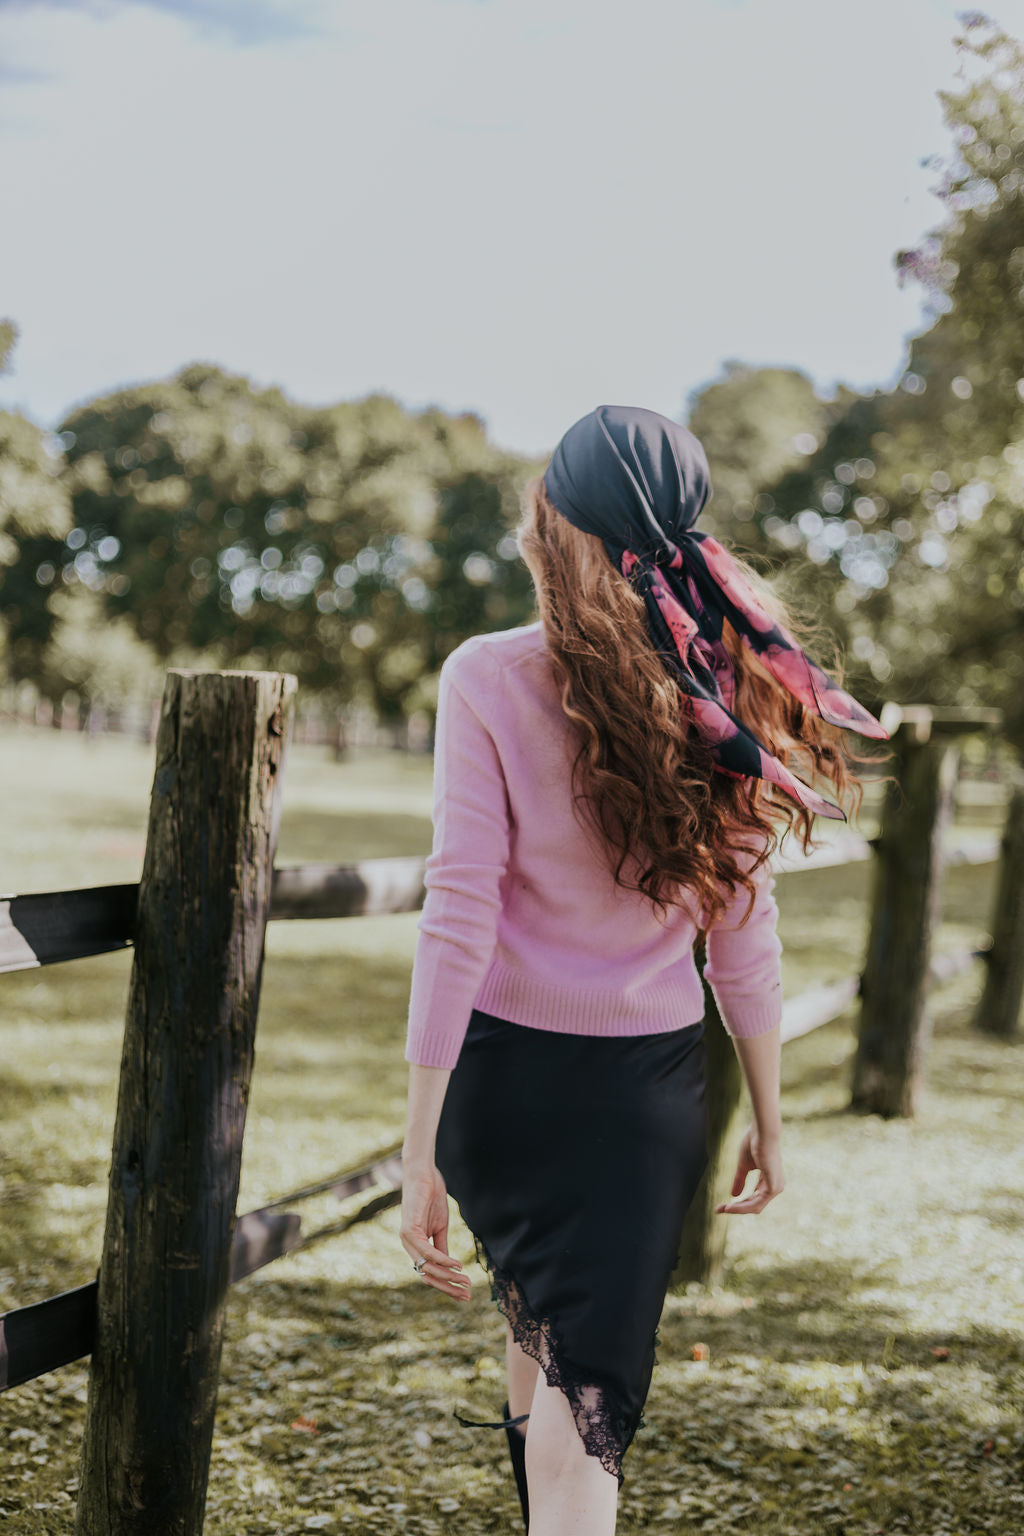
[413,1256,428,1274]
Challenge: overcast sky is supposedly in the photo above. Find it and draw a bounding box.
[0,0,1020,457]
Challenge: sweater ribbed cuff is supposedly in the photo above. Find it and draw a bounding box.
[405,1029,463,1070]
[712,989,783,1039]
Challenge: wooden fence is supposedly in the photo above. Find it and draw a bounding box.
[1,672,1022,1533]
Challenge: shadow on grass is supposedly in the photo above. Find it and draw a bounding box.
[204,1263,1023,1535]
[664,1253,1023,1365]
[1,1223,1020,1534]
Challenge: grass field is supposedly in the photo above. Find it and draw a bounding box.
[1,722,1022,1535]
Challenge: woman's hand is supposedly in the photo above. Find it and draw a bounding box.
[400,1160,472,1302]
[715,1122,785,1215]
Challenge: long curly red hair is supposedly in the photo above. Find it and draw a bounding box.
[515,476,875,927]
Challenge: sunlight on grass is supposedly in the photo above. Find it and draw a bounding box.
[1,723,1021,1534]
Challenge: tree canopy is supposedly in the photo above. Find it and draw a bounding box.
[687,12,1024,745]
[1,12,1021,742]
[2,360,540,719]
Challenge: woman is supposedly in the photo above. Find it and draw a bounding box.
[399,404,885,1535]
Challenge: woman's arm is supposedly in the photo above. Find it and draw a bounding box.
[402,1062,451,1170]
[703,854,786,1214]
[702,857,784,1041]
[731,1023,782,1138]
[404,646,511,1071]
[716,1024,786,1215]
[400,1064,472,1301]
[398,644,511,1301]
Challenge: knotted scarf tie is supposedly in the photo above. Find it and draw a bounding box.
[543,404,888,821]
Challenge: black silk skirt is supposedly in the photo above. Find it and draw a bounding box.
[434,1005,710,1488]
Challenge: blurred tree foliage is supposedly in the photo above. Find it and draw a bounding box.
[2,12,1021,742]
[0,320,73,683]
[4,362,539,719]
[694,12,1024,744]
[40,588,166,712]
[685,362,830,552]
[0,321,17,375]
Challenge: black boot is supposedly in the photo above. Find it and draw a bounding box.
[502,1398,530,1531]
[452,1398,530,1530]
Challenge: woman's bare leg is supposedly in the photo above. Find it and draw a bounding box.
[524,1370,619,1535]
[505,1318,540,1420]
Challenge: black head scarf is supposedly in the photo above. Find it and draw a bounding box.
[543,403,887,820]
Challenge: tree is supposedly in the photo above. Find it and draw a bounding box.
[0,319,18,375]
[40,587,166,713]
[23,364,540,720]
[0,318,74,684]
[684,361,831,554]
[710,12,1024,744]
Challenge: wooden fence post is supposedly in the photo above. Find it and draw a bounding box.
[851,705,999,1119]
[669,953,743,1289]
[75,669,295,1536]
[973,772,1024,1040]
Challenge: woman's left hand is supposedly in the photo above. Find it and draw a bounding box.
[715,1122,785,1215]
[400,1160,472,1302]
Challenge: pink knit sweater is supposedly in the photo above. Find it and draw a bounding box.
[404,621,783,1070]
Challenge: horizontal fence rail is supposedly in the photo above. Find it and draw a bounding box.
[0,858,432,972]
[0,885,139,972]
[0,834,1002,974]
[778,943,985,1044]
[4,686,1013,1536]
[4,935,987,1392]
[0,1142,404,1393]
[1,764,1010,1403]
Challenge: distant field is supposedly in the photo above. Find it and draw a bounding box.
[0,722,1020,1536]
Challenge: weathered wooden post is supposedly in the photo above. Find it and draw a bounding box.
[75,669,296,1536]
[851,705,1000,1119]
[670,950,744,1288]
[973,769,1024,1039]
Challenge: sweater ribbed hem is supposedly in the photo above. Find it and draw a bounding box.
[404,963,784,1070]
[472,957,705,1038]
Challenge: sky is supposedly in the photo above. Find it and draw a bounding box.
[0,0,1021,458]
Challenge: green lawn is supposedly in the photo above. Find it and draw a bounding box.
[0,723,1021,1534]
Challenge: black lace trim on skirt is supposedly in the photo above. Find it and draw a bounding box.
[453,1232,658,1489]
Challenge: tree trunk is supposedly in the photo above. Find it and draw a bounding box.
[333,713,348,762]
[973,778,1024,1039]
[75,669,295,1536]
[850,723,960,1119]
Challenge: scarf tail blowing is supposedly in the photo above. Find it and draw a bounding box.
[544,404,888,821]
